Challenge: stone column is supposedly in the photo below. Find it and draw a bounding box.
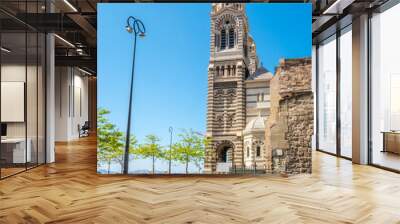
[46,0,56,163]
[352,14,369,164]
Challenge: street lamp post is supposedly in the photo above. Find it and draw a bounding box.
[123,16,146,175]
[168,127,173,174]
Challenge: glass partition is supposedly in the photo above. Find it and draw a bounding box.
[0,30,28,177]
[0,2,46,179]
[339,26,352,158]
[317,35,337,154]
[370,3,400,171]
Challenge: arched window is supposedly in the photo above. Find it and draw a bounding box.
[228,28,234,48]
[232,65,236,76]
[256,146,261,157]
[227,65,231,76]
[221,66,225,76]
[215,34,219,49]
[247,147,250,157]
[221,29,226,50]
[215,66,219,76]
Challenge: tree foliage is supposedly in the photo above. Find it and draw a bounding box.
[98,108,208,174]
[162,145,180,174]
[97,108,124,173]
[97,108,137,173]
[114,134,138,173]
[173,129,209,173]
[136,134,163,174]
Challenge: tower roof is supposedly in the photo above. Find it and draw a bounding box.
[247,65,273,80]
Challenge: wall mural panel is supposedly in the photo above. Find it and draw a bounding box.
[97,3,312,175]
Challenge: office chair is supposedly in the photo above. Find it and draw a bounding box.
[79,121,90,138]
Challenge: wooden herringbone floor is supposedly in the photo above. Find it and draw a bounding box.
[1,136,400,224]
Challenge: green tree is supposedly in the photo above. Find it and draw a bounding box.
[136,134,163,174]
[115,134,138,173]
[97,108,124,174]
[173,129,208,174]
[162,144,180,174]
[108,130,125,173]
[192,136,210,173]
[129,135,138,156]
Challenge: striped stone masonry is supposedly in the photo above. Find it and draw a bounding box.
[205,3,266,173]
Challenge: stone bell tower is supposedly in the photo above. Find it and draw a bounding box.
[204,3,252,173]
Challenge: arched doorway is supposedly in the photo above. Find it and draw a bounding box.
[216,141,235,162]
[218,145,232,162]
[215,140,235,173]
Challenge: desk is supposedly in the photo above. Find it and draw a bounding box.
[382,131,400,154]
[1,138,31,163]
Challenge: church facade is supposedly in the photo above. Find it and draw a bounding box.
[204,3,272,173]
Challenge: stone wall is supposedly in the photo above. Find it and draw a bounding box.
[265,58,313,174]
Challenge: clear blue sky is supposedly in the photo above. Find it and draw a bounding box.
[98,3,311,149]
